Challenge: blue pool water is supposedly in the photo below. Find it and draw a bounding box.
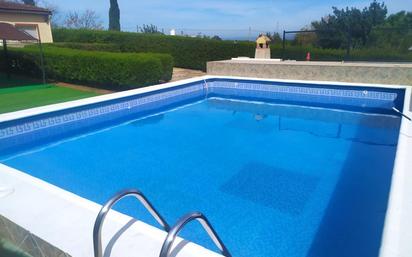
[1,95,401,257]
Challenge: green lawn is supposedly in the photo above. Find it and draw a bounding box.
[0,84,99,114]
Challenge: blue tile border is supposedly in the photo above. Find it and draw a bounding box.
[0,83,204,140]
[0,78,405,156]
[209,80,398,101]
[208,80,403,110]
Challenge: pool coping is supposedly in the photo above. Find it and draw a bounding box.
[379,85,412,257]
[0,76,411,257]
[0,75,407,123]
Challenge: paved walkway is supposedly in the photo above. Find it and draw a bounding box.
[171,68,206,82]
[56,82,112,94]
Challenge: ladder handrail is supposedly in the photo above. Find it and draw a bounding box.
[93,189,170,257]
[159,212,232,257]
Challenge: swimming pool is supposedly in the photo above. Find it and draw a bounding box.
[0,77,408,257]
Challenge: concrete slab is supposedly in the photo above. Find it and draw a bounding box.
[207,60,412,85]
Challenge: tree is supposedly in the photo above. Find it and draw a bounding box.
[140,24,162,34]
[367,0,387,27]
[265,32,281,43]
[311,0,387,49]
[368,11,412,50]
[211,35,222,41]
[5,0,37,5]
[64,9,103,30]
[41,1,61,26]
[294,27,317,46]
[22,0,35,5]
[109,0,120,31]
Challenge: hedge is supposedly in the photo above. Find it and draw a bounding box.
[53,28,412,70]
[52,29,255,70]
[1,46,173,89]
[54,41,412,64]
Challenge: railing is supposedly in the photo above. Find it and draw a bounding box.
[159,212,232,257]
[93,189,170,257]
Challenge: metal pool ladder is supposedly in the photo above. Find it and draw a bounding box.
[159,211,232,257]
[93,189,232,257]
[93,189,170,257]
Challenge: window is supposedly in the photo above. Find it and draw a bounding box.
[15,24,39,40]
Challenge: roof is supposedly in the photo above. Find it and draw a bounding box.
[0,1,51,15]
[0,22,37,40]
[256,35,271,44]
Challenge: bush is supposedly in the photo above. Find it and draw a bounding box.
[1,46,173,89]
[53,42,122,52]
[52,28,412,70]
[52,29,255,70]
[270,45,345,60]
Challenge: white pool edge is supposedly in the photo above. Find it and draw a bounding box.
[379,85,412,257]
[0,75,406,123]
[0,163,223,257]
[0,76,411,257]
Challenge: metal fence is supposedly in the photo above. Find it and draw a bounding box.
[281,27,412,62]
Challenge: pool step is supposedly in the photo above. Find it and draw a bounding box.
[93,189,232,257]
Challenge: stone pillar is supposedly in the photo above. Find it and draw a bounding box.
[255,34,271,59]
[255,48,271,59]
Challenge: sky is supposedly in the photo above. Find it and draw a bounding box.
[48,0,411,39]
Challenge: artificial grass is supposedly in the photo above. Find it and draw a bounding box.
[0,73,40,88]
[0,84,99,114]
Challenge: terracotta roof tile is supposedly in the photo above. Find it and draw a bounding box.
[0,22,37,40]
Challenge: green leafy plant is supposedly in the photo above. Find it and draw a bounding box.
[1,46,173,89]
[52,28,255,70]
[52,28,412,70]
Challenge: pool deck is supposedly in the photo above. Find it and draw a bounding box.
[171,68,206,82]
[207,59,412,86]
[0,164,221,257]
[379,85,412,257]
[0,76,412,257]
[0,77,223,257]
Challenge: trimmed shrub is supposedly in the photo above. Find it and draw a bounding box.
[52,42,122,52]
[1,46,173,89]
[52,29,255,70]
[53,28,412,69]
